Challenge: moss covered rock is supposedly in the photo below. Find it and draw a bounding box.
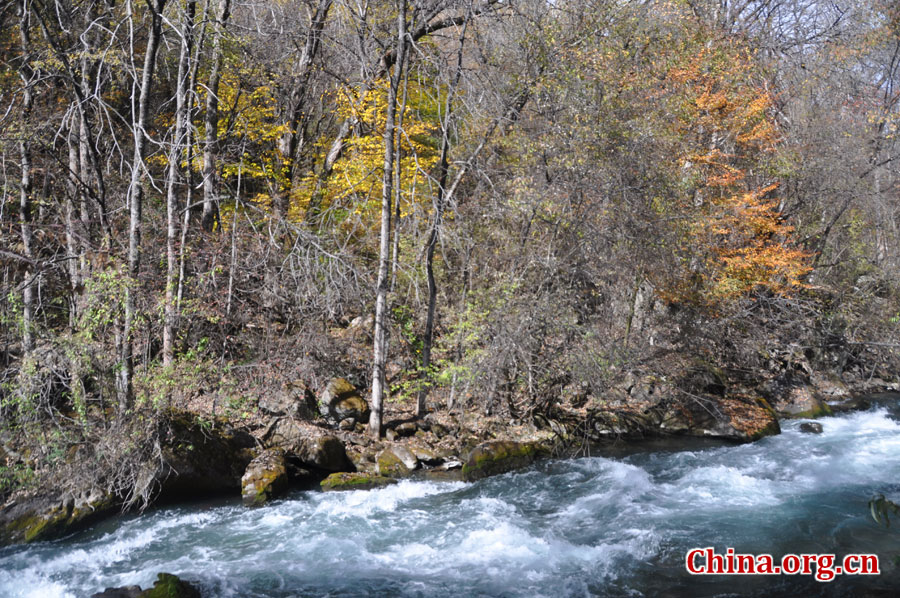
[376,447,417,478]
[319,378,370,425]
[320,472,397,491]
[91,573,200,598]
[138,573,201,598]
[772,386,832,419]
[241,449,288,506]
[461,441,543,482]
[1,488,116,546]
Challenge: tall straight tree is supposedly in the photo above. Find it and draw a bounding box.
[417,3,472,417]
[119,0,168,412]
[163,0,196,367]
[17,0,35,355]
[201,0,231,232]
[369,0,408,438]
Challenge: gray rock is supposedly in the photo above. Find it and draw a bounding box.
[772,386,832,418]
[319,378,370,425]
[296,436,352,471]
[91,586,142,598]
[241,449,288,506]
[799,422,824,434]
[393,422,418,438]
[376,448,415,477]
[258,381,316,419]
[263,417,306,447]
[391,445,419,470]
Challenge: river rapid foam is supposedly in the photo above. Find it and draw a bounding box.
[1,408,898,597]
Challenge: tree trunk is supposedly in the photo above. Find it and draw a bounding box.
[119,0,167,412]
[163,0,195,367]
[17,0,34,355]
[370,1,408,438]
[274,0,332,220]
[177,0,212,308]
[65,127,83,328]
[201,0,231,232]
[417,6,471,417]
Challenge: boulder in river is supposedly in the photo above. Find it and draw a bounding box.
[91,573,201,598]
[156,412,256,501]
[376,446,418,477]
[90,585,142,598]
[799,422,824,434]
[653,395,780,442]
[461,441,546,482]
[320,472,397,491]
[241,449,289,506]
[0,487,116,546]
[296,435,352,472]
[772,386,832,419]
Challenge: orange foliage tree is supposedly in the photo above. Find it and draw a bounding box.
[659,38,812,305]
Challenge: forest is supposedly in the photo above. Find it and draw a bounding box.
[1,0,900,551]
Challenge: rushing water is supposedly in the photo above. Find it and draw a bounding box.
[1,408,899,598]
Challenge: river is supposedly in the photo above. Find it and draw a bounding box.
[1,407,898,597]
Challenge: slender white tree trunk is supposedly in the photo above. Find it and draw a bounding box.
[370,0,408,438]
[119,0,167,412]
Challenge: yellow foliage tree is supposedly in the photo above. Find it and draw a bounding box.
[295,78,439,228]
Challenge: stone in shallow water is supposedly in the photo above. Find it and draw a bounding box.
[320,472,397,491]
[90,586,142,598]
[91,573,200,598]
[461,440,544,482]
[799,422,824,434]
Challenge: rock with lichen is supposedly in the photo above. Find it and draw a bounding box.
[318,378,370,426]
[461,441,546,482]
[241,449,288,506]
[320,472,397,491]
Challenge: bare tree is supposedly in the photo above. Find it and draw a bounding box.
[119,0,168,411]
[201,0,231,232]
[370,0,409,438]
[16,0,35,355]
[163,0,197,367]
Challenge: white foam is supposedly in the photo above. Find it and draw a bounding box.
[673,464,779,507]
[2,408,898,597]
[309,479,465,518]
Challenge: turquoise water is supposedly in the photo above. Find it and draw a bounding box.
[1,409,898,597]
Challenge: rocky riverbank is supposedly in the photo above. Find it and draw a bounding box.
[2,372,897,547]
